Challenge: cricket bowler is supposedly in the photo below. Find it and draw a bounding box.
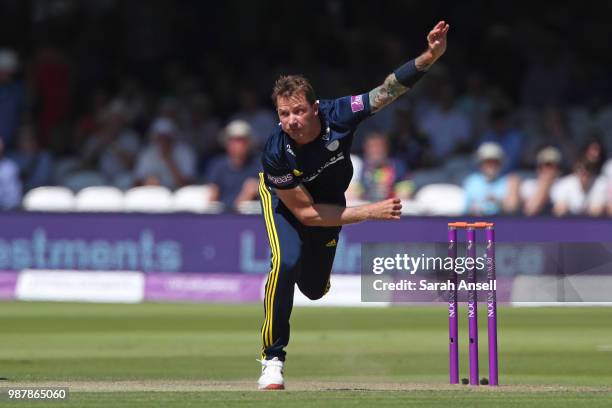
[257,21,450,389]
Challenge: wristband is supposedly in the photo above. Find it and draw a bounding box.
[393,59,426,88]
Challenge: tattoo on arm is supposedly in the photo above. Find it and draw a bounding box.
[368,73,408,113]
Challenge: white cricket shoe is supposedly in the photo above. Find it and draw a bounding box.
[257,357,285,390]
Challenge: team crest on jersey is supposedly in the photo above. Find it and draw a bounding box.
[350,95,364,113]
[326,140,340,151]
[292,169,303,176]
[322,127,330,141]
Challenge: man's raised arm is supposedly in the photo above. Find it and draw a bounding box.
[369,20,449,113]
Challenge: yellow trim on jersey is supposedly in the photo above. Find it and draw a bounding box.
[258,173,281,351]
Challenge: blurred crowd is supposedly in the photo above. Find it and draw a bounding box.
[0,0,611,217]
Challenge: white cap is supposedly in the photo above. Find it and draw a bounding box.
[150,117,177,138]
[476,142,504,162]
[223,120,252,140]
[536,146,561,165]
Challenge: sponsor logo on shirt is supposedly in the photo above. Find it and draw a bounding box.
[350,95,364,113]
[267,173,294,186]
[325,239,337,247]
[303,152,345,182]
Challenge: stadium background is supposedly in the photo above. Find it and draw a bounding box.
[0,0,610,295]
[0,2,611,406]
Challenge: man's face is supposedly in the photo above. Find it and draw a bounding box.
[537,162,559,178]
[577,167,593,190]
[364,135,389,165]
[226,137,250,161]
[276,92,319,145]
[155,135,174,154]
[480,159,501,180]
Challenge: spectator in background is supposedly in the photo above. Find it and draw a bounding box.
[579,137,607,174]
[229,88,276,149]
[355,131,412,202]
[0,138,22,209]
[463,142,520,215]
[134,117,196,189]
[479,108,524,173]
[418,83,471,163]
[520,146,562,216]
[0,49,26,150]
[8,124,53,191]
[80,99,141,188]
[552,157,607,217]
[205,120,260,210]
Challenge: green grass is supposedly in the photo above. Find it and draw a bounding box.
[6,391,612,408]
[0,302,611,407]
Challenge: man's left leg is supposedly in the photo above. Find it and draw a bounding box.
[296,227,341,300]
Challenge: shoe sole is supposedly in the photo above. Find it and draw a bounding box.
[259,383,285,390]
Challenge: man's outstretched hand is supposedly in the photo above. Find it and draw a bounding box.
[428,20,449,59]
[416,20,450,70]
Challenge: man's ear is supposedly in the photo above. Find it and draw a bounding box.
[313,101,319,116]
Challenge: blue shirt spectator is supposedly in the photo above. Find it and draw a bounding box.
[464,172,510,215]
[206,120,261,210]
[463,142,520,215]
